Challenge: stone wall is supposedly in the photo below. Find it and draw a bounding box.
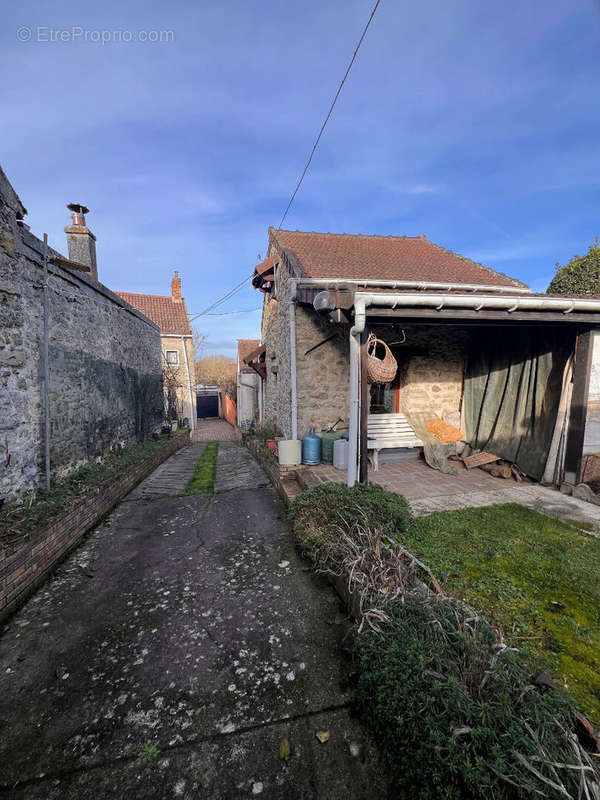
[295,306,350,437]
[0,169,163,497]
[396,326,467,420]
[261,248,293,437]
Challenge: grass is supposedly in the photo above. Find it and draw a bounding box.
[138,740,159,761]
[398,503,600,723]
[0,432,187,547]
[186,442,218,494]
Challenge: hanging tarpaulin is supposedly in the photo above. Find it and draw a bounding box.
[463,328,575,480]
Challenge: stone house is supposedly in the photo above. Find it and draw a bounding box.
[0,167,164,497]
[252,227,600,487]
[117,274,196,429]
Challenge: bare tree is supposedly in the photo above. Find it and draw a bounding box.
[195,355,237,399]
[162,356,183,422]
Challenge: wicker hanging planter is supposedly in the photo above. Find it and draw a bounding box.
[366,332,397,384]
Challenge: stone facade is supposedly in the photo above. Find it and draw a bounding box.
[0,169,163,497]
[261,249,293,436]
[295,307,350,436]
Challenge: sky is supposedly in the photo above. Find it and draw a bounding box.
[3,0,600,357]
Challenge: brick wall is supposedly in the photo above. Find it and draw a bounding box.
[0,431,189,622]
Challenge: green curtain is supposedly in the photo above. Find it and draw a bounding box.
[463,328,574,480]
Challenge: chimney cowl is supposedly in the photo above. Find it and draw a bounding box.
[67,203,89,227]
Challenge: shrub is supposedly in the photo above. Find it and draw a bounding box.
[247,419,282,443]
[289,482,411,540]
[356,594,597,799]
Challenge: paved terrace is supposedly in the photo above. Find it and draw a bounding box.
[303,458,600,531]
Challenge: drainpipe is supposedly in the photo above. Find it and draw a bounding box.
[346,290,600,487]
[181,335,195,430]
[289,279,298,439]
[347,297,367,487]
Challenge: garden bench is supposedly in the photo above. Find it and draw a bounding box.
[367,413,423,471]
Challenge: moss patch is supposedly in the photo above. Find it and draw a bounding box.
[398,504,600,722]
[186,442,218,494]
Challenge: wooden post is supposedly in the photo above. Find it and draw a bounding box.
[564,329,594,484]
[359,328,369,484]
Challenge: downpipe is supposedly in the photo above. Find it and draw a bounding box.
[347,297,366,487]
[290,279,298,440]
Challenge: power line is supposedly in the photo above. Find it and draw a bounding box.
[191,307,261,317]
[192,0,381,319]
[278,0,381,229]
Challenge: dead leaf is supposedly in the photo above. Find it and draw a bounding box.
[315,730,330,744]
[55,664,68,679]
[279,738,291,760]
[379,586,389,596]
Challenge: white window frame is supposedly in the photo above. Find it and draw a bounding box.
[165,349,179,366]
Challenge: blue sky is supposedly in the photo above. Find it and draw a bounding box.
[3,0,600,357]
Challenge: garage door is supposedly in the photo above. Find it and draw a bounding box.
[197,394,219,418]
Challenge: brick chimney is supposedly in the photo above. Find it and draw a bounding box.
[64,203,98,280]
[171,270,182,302]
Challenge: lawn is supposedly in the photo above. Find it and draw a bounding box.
[186,442,218,494]
[400,504,600,723]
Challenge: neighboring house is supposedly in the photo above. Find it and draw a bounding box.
[252,227,600,487]
[236,338,261,429]
[0,167,163,497]
[117,273,196,429]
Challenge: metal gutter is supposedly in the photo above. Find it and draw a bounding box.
[297,277,532,295]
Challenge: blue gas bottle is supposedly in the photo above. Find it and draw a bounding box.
[302,427,322,465]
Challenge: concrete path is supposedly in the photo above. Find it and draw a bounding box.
[127,444,206,499]
[0,444,386,799]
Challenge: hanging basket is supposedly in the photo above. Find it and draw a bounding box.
[366,332,398,384]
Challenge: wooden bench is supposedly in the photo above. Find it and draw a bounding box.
[367,413,423,471]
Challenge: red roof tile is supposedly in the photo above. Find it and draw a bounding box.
[237,338,260,371]
[269,229,528,289]
[115,292,192,335]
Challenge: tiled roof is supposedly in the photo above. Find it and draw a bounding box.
[115,292,192,334]
[237,338,260,371]
[269,228,528,289]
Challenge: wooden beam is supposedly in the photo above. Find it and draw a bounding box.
[366,308,600,324]
[564,330,594,483]
[359,328,369,485]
